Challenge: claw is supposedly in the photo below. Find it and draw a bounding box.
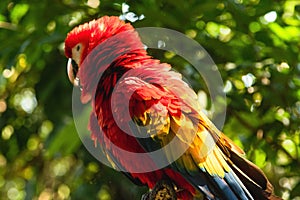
[141,180,176,200]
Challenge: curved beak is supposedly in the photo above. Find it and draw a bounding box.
[67,58,80,87]
[67,58,91,103]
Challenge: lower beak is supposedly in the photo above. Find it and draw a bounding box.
[67,58,91,103]
[67,58,79,86]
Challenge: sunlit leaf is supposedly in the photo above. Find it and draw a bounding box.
[10,4,29,24]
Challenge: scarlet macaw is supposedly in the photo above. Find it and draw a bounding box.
[64,16,280,200]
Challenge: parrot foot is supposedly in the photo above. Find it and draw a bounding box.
[141,180,177,200]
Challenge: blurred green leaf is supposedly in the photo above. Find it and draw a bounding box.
[46,120,81,157]
[10,4,29,24]
[254,149,267,168]
[290,182,300,198]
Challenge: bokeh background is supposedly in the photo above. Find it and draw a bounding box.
[0,0,300,199]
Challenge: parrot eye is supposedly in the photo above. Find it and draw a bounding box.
[71,43,83,67]
[76,44,81,51]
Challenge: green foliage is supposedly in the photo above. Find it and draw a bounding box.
[0,0,299,199]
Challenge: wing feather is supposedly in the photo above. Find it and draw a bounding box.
[112,64,277,199]
[113,66,230,178]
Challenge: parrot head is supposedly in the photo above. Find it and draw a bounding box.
[64,16,144,103]
[64,16,137,87]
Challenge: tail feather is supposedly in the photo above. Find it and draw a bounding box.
[212,174,240,200]
[180,149,282,200]
[229,150,280,200]
[184,169,251,200]
[224,170,253,200]
[219,133,281,200]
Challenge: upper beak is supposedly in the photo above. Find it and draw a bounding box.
[67,58,79,87]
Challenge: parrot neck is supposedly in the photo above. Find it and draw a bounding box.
[79,31,152,102]
[96,49,152,99]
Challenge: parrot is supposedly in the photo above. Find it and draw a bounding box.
[64,16,281,200]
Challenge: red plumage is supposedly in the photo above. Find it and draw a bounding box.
[64,16,280,200]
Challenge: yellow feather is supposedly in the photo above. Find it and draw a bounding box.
[170,114,196,145]
[214,147,230,172]
[137,99,232,178]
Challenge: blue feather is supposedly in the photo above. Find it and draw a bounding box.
[224,170,253,200]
